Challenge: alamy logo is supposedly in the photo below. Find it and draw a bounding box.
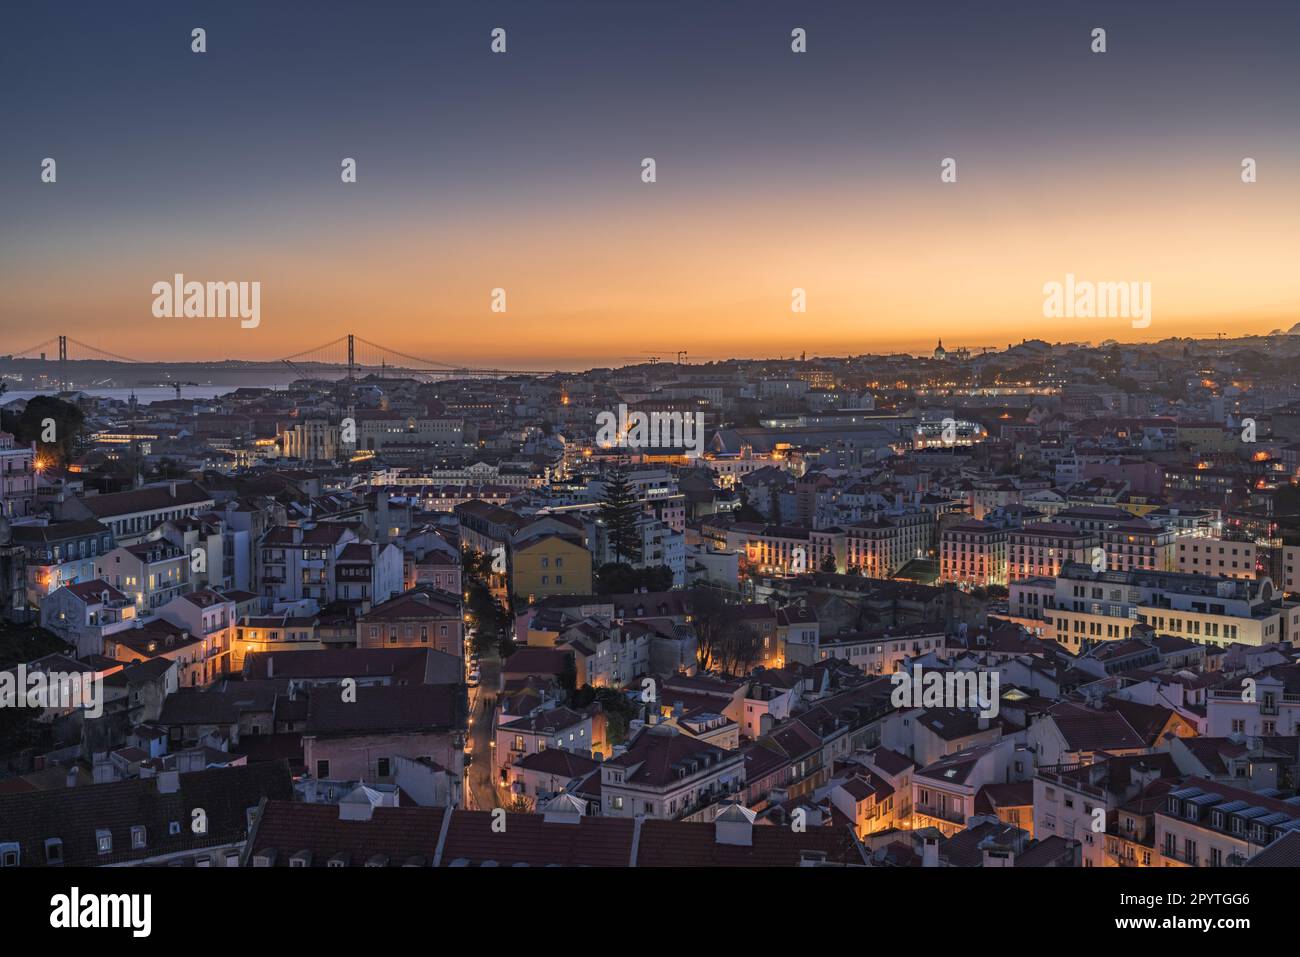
[595,404,704,458]
[890,664,999,719]
[151,273,261,328]
[1042,273,1151,328]
[50,888,151,937]
[0,665,102,719]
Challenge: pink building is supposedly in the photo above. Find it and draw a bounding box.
[0,431,37,519]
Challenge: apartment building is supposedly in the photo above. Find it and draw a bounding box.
[1176,535,1257,580]
[95,540,190,615]
[355,413,467,450]
[559,620,651,689]
[105,617,226,688]
[495,706,603,783]
[939,519,1007,588]
[157,588,237,679]
[1206,666,1300,737]
[0,431,36,519]
[232,611,322,669]
[743,525,845,576]
[1007,522,1097,582]
[12,519,115,608]
[845,510,933,578]
[39,579,138,658]
[1033,753,1178,868]
[1157,779,1300,867]
[1048,562,1298,652]
[511,531,592,601]
[72,481,216,545]
[601,724,745,821]
[816,624,946,676]
[334,541,404,611]
[1098,519,1178,573]
[257,523,399,611]
[303,684,467,785]
[911,739,1019,838]
[357,588,463,657]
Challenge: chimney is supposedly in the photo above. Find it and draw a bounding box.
[65,766,78,788]
[156,769,181,794]
[169,481,177,498]
[921,833,940,868]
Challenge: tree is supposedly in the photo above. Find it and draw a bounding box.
[595,562,673,595]
[1,395,84,468]
[464,567,513,658]
[689,586,729,671]
[570,685,638,745]
[715,619,763,675]
[819,552,838,574]
[598,469,642,564]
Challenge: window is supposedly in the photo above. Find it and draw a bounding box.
[317,760,330,778]
[96,829,113,855]
[44,839,63,864]
[377,758,391,777]
[1,843,20,867]
[131,826,146,849]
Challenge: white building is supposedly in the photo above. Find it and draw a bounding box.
[39,579,138,658]
[95,540,191,616]
[1049,561,1298,652]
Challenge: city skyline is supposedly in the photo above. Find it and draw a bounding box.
[3,0,1299,365]
[4,0,1300,908]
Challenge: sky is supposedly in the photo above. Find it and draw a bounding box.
[2,0,1298,369]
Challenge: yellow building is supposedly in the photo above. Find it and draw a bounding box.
[511,533,592,603]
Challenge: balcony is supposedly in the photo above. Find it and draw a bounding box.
[915,802,966,825]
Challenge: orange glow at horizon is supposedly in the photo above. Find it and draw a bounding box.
[4,159,1298,366]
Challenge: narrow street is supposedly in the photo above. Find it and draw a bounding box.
[465,654,501,810]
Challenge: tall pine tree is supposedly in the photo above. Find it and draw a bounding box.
[598,468,642,565]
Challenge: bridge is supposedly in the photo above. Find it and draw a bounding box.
[5,334,559,389]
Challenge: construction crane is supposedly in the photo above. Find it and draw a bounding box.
[282,358,311,382]
[156,381,198,399]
